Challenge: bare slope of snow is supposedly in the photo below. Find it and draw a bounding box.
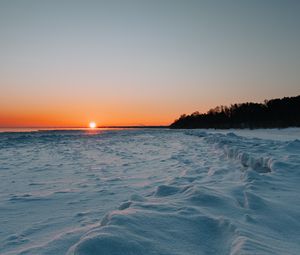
[0,129,299,255]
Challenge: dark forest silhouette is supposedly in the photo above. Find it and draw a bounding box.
[170,95,300,129]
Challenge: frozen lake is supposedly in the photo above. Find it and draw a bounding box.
[0,128,300,255]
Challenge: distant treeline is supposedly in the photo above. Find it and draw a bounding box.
[170,95,300,129]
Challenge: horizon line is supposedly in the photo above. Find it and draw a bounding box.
[0,125,169,129]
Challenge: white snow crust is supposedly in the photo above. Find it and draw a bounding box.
[0,128,299,255]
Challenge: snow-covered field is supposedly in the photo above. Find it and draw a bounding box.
[0,128,299,255]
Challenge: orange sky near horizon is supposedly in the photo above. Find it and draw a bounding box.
[0,109,177,127]
[1,83,298,127]
[0,100,195,127]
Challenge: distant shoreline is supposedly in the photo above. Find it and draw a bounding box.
[0,126,169,133]
[96,126,168,129]
[0,126,168,130]
[170,95,300,129]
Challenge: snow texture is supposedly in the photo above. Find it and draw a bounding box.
[0,128,300,255]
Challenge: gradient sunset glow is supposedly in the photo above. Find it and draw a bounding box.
[1,1,300,127]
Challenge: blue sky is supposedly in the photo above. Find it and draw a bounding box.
[0,0,299,126]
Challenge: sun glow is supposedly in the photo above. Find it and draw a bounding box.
[89,121,96,129]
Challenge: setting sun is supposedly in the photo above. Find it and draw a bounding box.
[89,122,96,129]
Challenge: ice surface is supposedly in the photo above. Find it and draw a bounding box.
[0,128,299,255]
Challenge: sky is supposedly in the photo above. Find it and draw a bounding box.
[0,0,300,127]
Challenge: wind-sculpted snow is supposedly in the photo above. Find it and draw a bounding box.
[0,129,299,255]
